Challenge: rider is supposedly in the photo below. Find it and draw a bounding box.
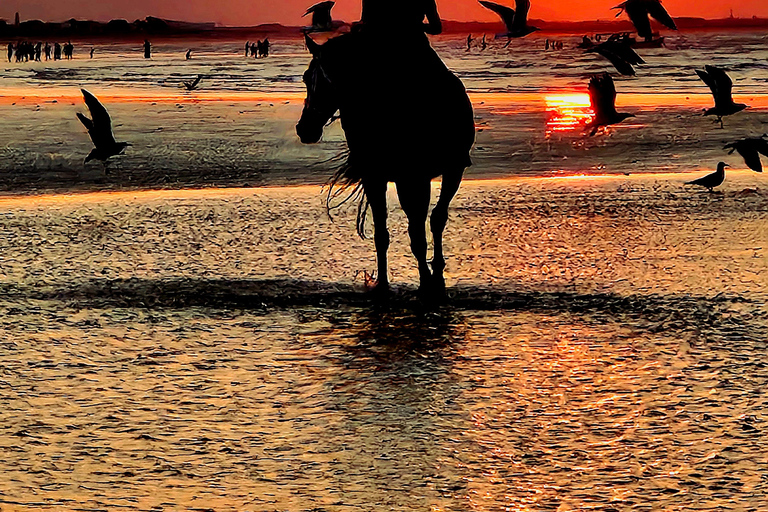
[360,0,442,35]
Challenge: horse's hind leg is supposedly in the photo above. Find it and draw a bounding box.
[396,178,432,292]
[430,168,464,293]
[364,179,390,293]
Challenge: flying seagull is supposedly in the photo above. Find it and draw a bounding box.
[585,35,645,76]
[302,1,341,33]
[686,162,728,191]
[478,0,539,47]
[724,135,768,172]
[77,89,129,165]
[696,65,748,128]
[585,73,635,136]
[183,74,203,91]
[613,0,677,42]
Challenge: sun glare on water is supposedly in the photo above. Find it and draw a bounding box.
[545,93,593,136]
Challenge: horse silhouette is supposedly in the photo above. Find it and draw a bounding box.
[296,33,475,296]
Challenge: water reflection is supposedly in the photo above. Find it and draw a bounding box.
[545,93,593,137]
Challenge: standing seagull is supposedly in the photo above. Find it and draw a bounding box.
[613,0,677,42]
[478,0,539,47]
[585,72,635,136]
[695,65,748,128]
[724,135,768,172]
[302,1,342,33]
[686,162,728,191]
[77,89,130,165]
[585,35,645,76]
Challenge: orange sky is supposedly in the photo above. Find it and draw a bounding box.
[1,0,765,27]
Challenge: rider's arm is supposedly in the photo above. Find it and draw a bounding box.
[423,0,442,35]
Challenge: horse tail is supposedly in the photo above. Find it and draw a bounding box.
[323,149,369,239]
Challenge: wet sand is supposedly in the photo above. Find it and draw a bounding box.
[0,173,766,511]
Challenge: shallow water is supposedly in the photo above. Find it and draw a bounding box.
[0,32,767,192]
[0,174,766,510]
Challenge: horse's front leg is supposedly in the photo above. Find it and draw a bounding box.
[396,178,432,293]
[363,179,390,293]
[430,169,464,293]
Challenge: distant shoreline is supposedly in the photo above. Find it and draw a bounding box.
[1,15,768,40]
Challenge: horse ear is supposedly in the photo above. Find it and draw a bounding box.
[305,34,321,56]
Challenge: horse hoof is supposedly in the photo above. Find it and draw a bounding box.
[367,281,390,299]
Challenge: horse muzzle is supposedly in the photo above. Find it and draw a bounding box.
[296,119,324,144]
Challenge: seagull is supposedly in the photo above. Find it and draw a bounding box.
[585,72,635,136]
[76,89,129,165]
[695,65,748,128]
[613,0,677,42]
[724,135,768,172]
[585,34,645,76]
[478,0,540,47]
[183,74,203,91]
[302,1,341,33]
[686,162,728,191]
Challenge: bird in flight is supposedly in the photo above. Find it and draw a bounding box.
[724,135,768,172]
[686,162,728,191]
[695,65,748,128]
[478,0,539,47]
[183,74,203,91]
[585,34,645,76]
[77,89,130,166]
[613,0,677,42]
[585,73,635,136]
[302,1,341,33]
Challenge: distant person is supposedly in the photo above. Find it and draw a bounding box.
[54,42,62,60]
[466,33,473,51]
[143,39,151,59]
[245,41,250,57]
[254,40,262,58]
[480,34,487,51]
[44,42,51,60]
[186,49,192,60]
[90,48,94,59]
[261,38,270,57]
[545,39,549,50]
[35,42,42,61]
[7,43,12,63]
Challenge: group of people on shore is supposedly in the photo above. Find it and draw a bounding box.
[245,39,270,58]
[7,41,74,62]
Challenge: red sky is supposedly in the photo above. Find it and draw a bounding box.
[1,0,766,27]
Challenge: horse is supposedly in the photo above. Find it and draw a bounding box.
[296,32,475,297]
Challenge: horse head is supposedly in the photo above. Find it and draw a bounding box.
[296,35,339,144]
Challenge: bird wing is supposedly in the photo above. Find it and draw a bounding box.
[512,0,531,31]
[192,75,202,88]
[594,46,636,76]
[303,1,334,16]
[646,0,677,30]
[755,137,768,158]
[685,173,713,186]
[589,73,619,119]
[705,65,734,106]
[624,0,653,40]
[479,1,516,32]
[76,112,93,131]
[695,68,718,98]
[737,146,763,173]
[81,89,116,146]
[606,40,645,65]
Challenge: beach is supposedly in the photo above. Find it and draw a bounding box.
[0,173,766,510]
[0,32,767,192]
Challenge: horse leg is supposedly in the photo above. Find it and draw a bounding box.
[430,169,464,293]
[396,179,432,293]
[364,179,390,293]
